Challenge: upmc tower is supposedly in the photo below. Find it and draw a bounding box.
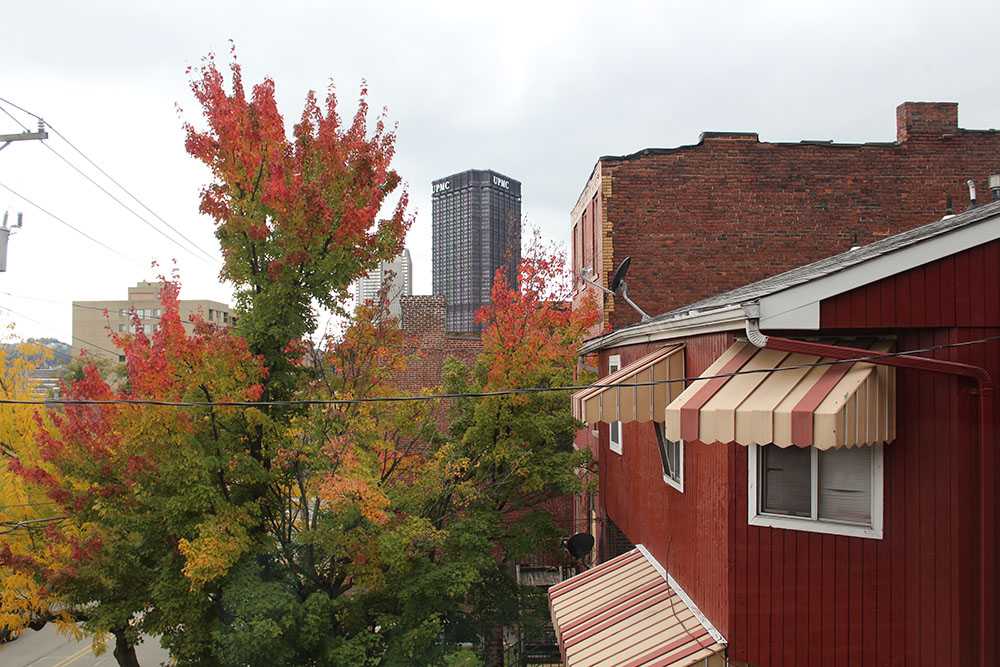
[431,169,521,332]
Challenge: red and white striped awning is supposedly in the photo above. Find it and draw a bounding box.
[572,345,685,425]
[549,547,726,666]
[664,340,896,449]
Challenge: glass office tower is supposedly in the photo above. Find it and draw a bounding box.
[431,169,521,332]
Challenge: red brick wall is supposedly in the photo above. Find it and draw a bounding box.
[395,295,482,392]
[572,101,1000,334]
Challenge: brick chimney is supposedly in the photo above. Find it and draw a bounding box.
[896,102,959,142]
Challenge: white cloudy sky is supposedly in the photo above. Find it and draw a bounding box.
[1,0,997,343]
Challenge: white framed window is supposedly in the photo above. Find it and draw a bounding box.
[608,355,622,455]
[748,444,884,539]
[655,424,683,492]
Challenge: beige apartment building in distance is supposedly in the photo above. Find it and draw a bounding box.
[72,281,234,362]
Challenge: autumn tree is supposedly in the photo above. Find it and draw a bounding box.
[0,338,67,641]
[2,51,595,667]
[5,50,410,666]
[2,282,268,666]
[433,237,598,663]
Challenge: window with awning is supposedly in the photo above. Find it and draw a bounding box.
[572,345,685,426]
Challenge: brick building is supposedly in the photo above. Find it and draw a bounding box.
[396,294,482,392]
[571,101,1000,338]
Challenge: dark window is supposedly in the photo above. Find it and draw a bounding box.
[760,444,811,517]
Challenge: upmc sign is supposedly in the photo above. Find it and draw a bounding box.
[492,175,510,190]
[433,181,450,194]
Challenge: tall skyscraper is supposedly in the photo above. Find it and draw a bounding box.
[432,169,521,332]
[355,249,412,318]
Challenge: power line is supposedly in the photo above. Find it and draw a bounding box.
[71,335,122,359]
[0,99,217,264]
[0,180,136,262]
[0,301,122,358]
[0,334,994,409]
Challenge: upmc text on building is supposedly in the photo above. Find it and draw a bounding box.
[431,169,521,332]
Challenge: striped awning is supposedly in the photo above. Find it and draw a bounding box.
[572,345,685,425]
[549,547,725,667]
[664,340,895,449]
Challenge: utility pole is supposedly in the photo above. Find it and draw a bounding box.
[0,119,44,269]
[0,119,47,152]
[0,212,23,271]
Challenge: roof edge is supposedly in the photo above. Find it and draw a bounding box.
[580,305,746,354]
[635,545,727,646]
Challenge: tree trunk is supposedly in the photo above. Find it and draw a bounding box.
[112,628,141,667]
[483,623,505,667]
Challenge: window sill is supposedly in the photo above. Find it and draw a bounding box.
[609,443,623,456]
[749,512,883,540]
[663,474,683,493]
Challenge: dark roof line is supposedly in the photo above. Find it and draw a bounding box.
[596,127,997,164]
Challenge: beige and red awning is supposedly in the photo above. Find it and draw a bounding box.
[664,340,895,449]
[572,345,685,425]
[549,547,725,666]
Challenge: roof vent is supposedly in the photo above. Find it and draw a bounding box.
[990,174,1000,202]
[967,179,977,209]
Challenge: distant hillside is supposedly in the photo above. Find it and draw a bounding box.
[3,337,72,368]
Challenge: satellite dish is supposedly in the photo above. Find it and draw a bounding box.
[564,533,595,560]
[608,257,632,293]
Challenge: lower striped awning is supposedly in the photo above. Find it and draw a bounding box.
[548,547,725,666]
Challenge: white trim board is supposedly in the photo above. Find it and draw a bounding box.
[580,305,745,354]
[635,544,727,646]
[758,213,1000,329]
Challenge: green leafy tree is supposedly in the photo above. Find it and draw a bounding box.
[2,52,595,667]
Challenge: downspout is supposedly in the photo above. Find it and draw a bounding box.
[745,317,995,667]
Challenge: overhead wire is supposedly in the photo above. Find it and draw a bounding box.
[0,301,122,358]
[0,99,217,264]
[0,334,994,409]
[0,180,137,263]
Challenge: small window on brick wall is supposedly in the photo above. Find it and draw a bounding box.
[590,194,599,272]
[573,223,583,281]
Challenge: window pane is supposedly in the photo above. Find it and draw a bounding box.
[667,441,679,481]
[761,445,811,517]
[610,421,620,444]
[818,447,872,525]
[656,425,678,480]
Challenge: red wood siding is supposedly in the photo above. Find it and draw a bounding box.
[729,328,999,667]
[591,241,1000,664]
[597,332,735,639]
[728,242,1000,666]
[820,239,1000,329]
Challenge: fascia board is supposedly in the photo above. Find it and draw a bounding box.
[579,306,744,354]
[757,214,1000,330]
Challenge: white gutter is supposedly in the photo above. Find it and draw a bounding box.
[579,304,746,354]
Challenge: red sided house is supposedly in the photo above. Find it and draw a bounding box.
[550,199,1000,666]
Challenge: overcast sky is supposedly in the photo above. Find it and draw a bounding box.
[2,0,997,343]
